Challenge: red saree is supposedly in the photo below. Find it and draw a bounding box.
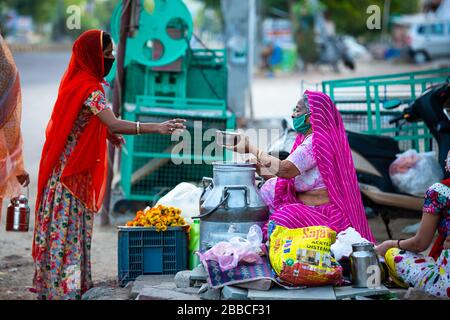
[33,30,108,258]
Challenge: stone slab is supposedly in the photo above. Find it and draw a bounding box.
[198,283,221,300]
[388,288,408,300]
[136,287,200,300]
[404,287,448,300]
[82,286,132,300]
[334,285,391,300]
[248,286,336,300]
[190,264,208,281]
[222,286,249,300]
[131,275,176,299]
[174,270,192,288]
[234,279,273,291]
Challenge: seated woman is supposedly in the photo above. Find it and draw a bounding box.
[228,90,375,242]
[376,152,450,298]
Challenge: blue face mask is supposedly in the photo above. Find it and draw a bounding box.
[293,114,311,134]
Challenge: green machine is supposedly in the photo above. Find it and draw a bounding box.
[109,0,235,208]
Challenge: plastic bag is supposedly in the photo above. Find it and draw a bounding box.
[330,227,370,261]
[156,182,203,225]
[389,150,443,196]
[198,225,264,271]
[268,222,343,287]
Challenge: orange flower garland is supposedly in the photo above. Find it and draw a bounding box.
[125,204,189,232]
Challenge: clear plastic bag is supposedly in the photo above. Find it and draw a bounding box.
[389,150,443,196]
[198,225,264,271]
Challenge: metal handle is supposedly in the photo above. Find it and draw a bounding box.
[199,177,214,205]
[222,185,249,208]
[255,176,264,189]
[192,192,230,219]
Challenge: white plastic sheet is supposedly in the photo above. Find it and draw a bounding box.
[155,182,203,225]
[330,227,370,261]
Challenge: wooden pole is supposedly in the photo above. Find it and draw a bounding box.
[100,0,133,226]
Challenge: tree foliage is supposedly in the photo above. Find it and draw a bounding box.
[263,0,420,37]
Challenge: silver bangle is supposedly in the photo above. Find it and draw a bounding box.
[136,121,141,135]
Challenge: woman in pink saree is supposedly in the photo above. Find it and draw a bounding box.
[229,90,375,242]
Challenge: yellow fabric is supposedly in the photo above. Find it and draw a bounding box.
[385,248,409,288]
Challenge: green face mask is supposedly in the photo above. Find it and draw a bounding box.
[293,114,311,134]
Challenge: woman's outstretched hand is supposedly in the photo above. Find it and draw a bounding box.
[375,240,396,258]
[157,118,186,135]
[107,131,125,148]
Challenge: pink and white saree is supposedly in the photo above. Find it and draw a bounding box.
[263,91,375,242]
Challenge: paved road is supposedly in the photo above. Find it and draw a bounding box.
[14,51,71,188]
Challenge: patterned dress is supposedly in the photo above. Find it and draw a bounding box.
[33,90,108,300]
[385,182,450,298]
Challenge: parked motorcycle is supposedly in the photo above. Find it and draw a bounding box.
[351,81,450,238]
[266,82,450,238]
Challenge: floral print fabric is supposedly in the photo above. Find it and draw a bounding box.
[423,183,450,238]
[385,248,450,298]
[32,90,108,300]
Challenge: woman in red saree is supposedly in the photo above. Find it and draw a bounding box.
[32,30,185,300]
[0,32,30,219]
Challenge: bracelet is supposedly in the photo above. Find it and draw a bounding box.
[136,121,141,135]
[397,239,404,250]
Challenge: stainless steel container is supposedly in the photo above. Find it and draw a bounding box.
[215,130,241,147]
[6,193,30,232]
[196,161,269,250]
[350,243,382,288]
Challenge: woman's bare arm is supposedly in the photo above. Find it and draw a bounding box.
[399,213,441,252]
[96,108,185,135]
[376,212,440,256]
[249,145,300,179]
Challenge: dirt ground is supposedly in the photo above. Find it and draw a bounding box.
[0,207,419,300]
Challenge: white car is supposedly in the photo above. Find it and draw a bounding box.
[406,19,450,63]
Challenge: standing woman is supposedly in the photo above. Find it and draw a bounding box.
[32,30,185,300]
[0,32,30,219]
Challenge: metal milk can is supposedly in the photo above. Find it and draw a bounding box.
[6,189,30,232]
[195,162,269,250]
[350,243,383,288]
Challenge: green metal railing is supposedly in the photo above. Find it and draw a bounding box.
[322,68,450,152]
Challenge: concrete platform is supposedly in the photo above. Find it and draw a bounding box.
[334,285,391,300]
[248,286,337,300]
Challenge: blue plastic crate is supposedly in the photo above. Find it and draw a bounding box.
[117,226,189,286]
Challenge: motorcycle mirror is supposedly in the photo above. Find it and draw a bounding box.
[383,99,402,110]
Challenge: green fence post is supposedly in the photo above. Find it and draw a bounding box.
[365,80,373,133]
[374,85,381,134]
